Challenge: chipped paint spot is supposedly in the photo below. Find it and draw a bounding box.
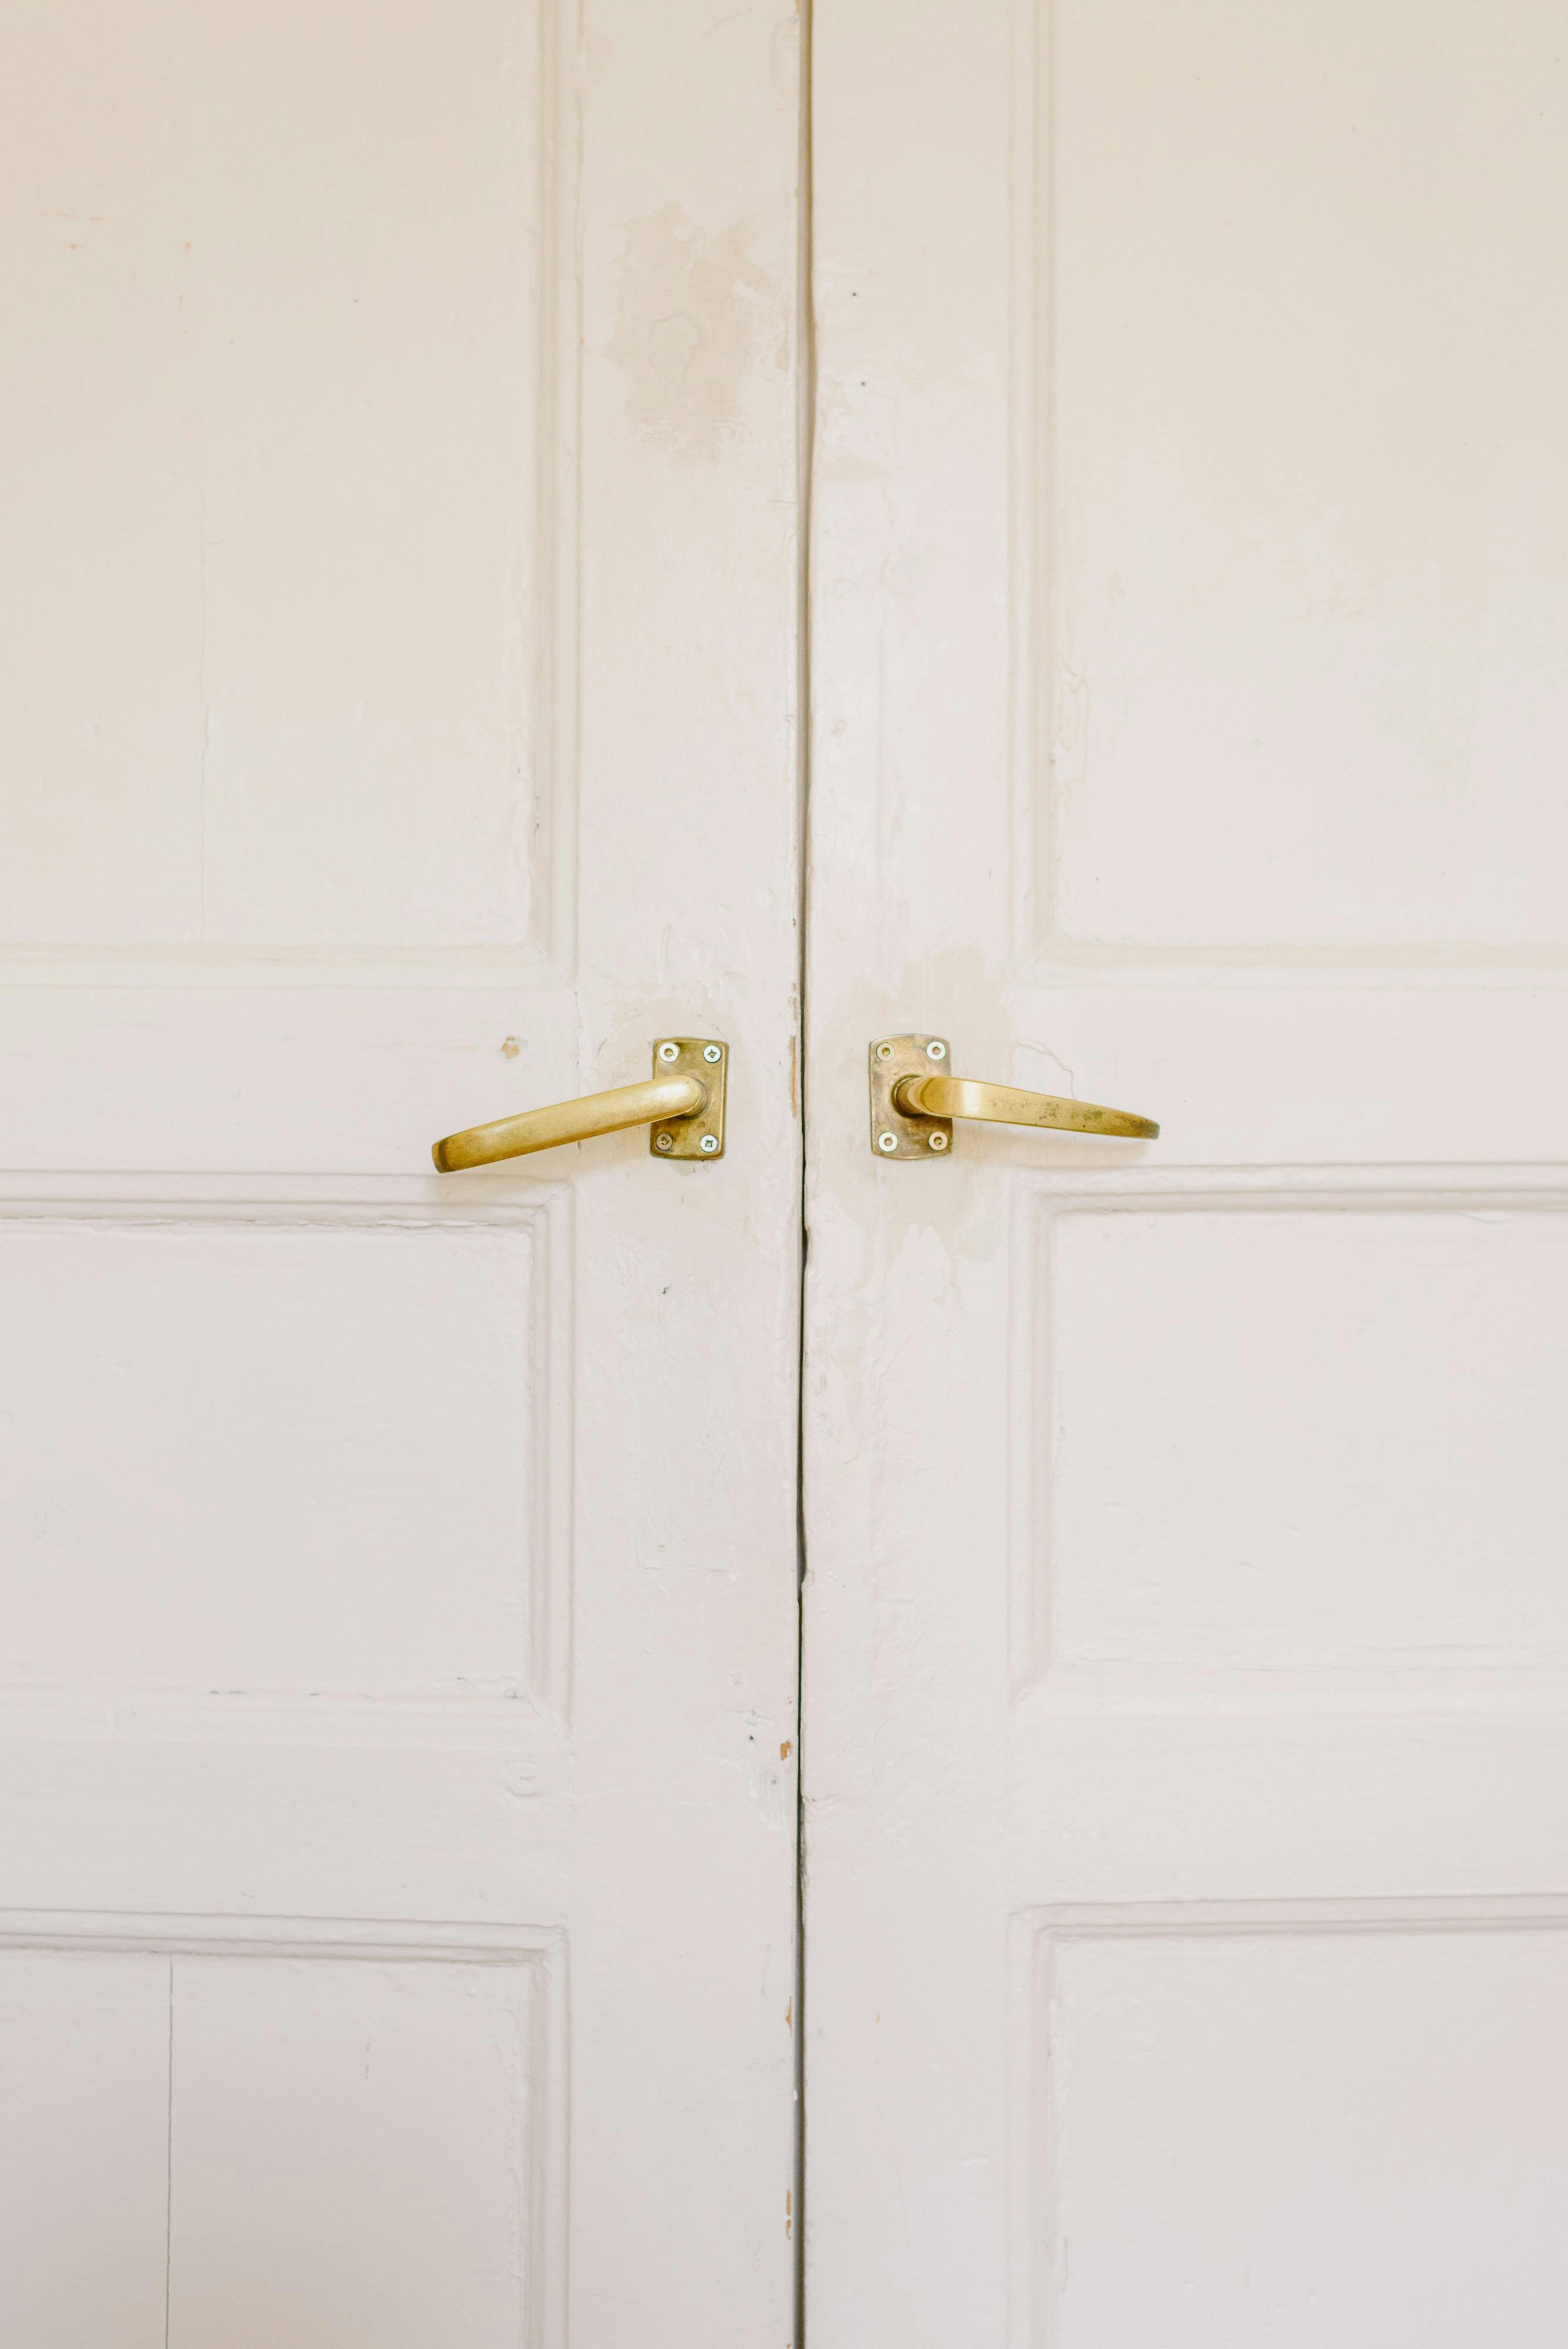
[500,1035,520,1059]
[780,1738,792,1760]
[607,206,776,465]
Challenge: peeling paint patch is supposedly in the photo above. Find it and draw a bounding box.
[607,206,775,465]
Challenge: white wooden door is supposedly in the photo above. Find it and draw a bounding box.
[806,3,1568,2341]
[0,5,801,2342]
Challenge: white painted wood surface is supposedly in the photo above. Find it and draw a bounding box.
[0,4,802,2341]
[805,2,1568,2341]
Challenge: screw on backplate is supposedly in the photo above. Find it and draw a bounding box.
[699,1134,719,1153]
[928,1131,949,1152]
[655,1132,674,1150]
[875,1041,894,1061]
[658,1041,680,1062]
[926,1039,947,1059]
[877,1131,898,1153]
[703,1044,722,1063]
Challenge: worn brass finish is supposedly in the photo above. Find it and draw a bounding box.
[432,1039,727,1171]
[647,1035,728,1160]
[433,1073,704,1170]
[869,1033,1158,1156]
[868,1033,955,1160]
[896,1073,1158,1141]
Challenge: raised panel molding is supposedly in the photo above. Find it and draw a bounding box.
[1008,1165,1568,1702]
[1010,1897,1568,2349]
[0,1912,567,2349]
[0,0,578,988]
[1009,0,1568,971]
[0,1176,573,1735]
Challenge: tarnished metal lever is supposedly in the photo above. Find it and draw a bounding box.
[869,1034,1156,1159]
[434,1038,728,1170]
[895,1075,1157,1139]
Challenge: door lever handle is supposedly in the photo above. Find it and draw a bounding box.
[869,1034,1156,1158]
[434,1038,728,1170]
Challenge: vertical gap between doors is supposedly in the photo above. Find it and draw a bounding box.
[792,1,815,2341]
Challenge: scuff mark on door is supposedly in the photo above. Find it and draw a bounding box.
[607,206,777,465]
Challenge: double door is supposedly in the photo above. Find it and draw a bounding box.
[5,2,1568,2343]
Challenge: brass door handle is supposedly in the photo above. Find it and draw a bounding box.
[434,1038,728,1170]
[869,1034,1156,1158]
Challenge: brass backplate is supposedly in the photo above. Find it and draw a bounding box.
[868,1034,954,1160]
[650,1037,728,1160]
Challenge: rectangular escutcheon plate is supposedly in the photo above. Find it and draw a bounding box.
[650,1037,728,1159]
[869,1034,954,1160]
